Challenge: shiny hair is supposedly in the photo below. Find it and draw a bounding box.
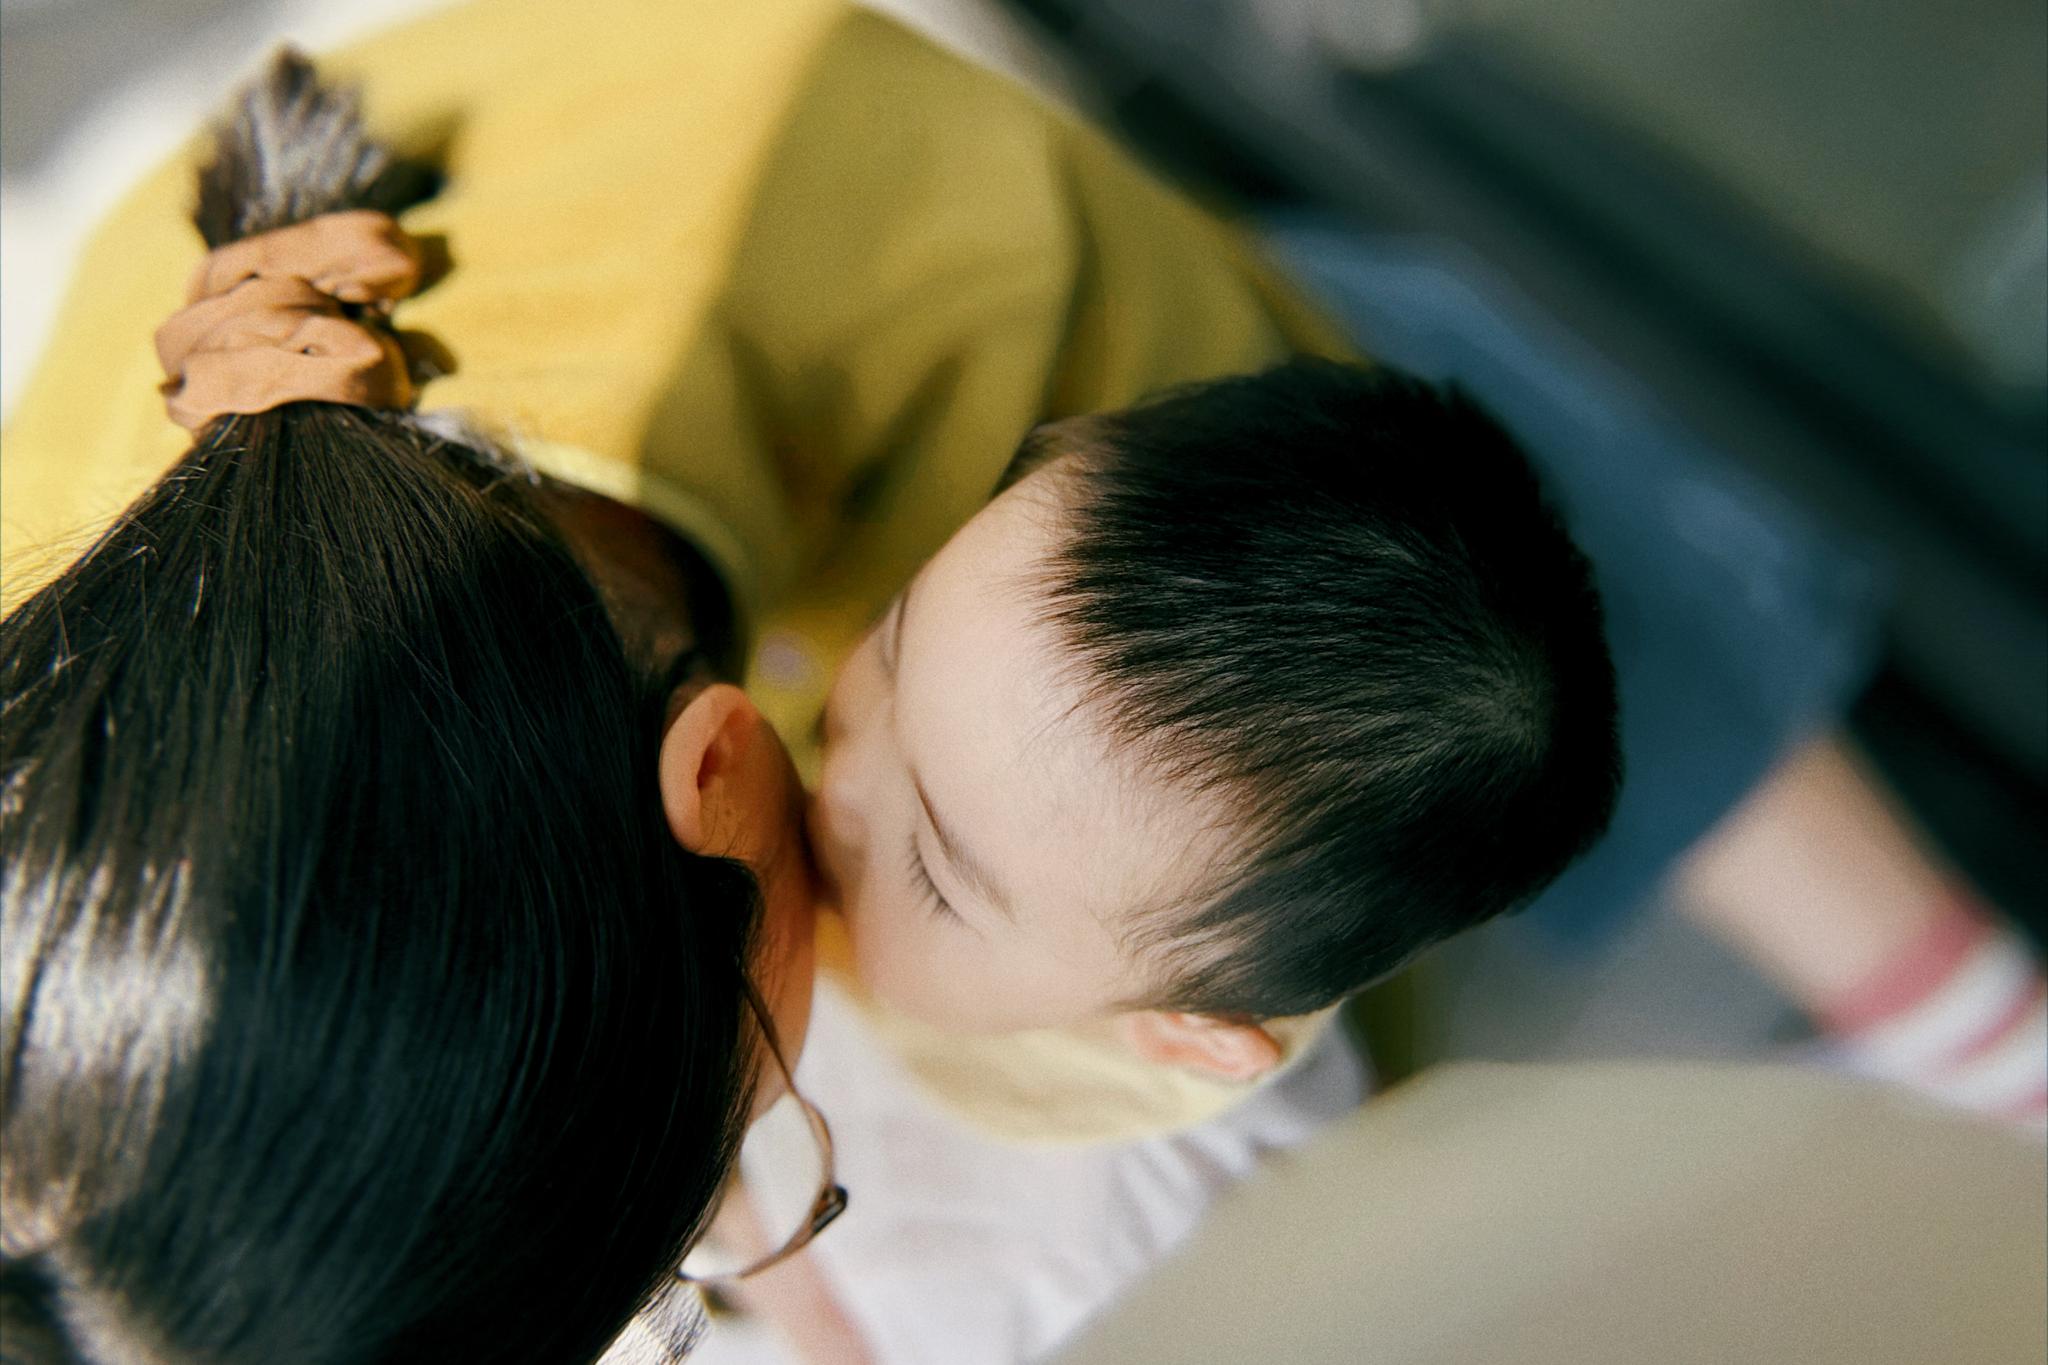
[0,54,755,1364]
[1040,359,1622,1017]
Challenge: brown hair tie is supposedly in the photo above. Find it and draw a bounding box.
[155,209,423,431]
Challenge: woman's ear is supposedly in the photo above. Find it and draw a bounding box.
[658,683,757,859]
[1117,1010,1283,1082]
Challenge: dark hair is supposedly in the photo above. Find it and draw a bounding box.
[0,55,755,1364]
[1037,359,1621,1018]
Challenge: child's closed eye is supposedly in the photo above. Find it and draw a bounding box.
[904,840,961,924]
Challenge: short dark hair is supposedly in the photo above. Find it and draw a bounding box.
[1040,359,1621,1018]
[0,55,754,1364]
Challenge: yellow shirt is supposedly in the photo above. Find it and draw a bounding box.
[1,0,1353,1143]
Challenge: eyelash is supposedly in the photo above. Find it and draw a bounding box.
[905,841,960,923]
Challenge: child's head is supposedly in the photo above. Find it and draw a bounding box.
[0,56,814,1364]
[814,360,1620,1075]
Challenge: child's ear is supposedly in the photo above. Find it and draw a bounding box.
[1119,1010,1284,1082]
[658,683,758,859]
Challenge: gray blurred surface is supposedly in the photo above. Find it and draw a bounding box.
[1060,1061,2048,1365]
[1424,0,2048,395]
[1414,893,1793,1066]
[3,0,241,172]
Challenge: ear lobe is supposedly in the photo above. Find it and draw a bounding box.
[658,683,755,856]
[1119,1011,1284,1083]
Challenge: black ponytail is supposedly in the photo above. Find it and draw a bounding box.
[1,52,754,1364]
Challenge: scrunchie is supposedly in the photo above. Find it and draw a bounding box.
[154,209,422,431]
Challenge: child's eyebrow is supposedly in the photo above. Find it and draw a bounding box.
[911,769,1016,922]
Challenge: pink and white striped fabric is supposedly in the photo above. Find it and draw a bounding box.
[1822,898,2047,1130]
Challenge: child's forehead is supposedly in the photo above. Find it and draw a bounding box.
[900,463,1244,924]
[898,602,1232,933]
